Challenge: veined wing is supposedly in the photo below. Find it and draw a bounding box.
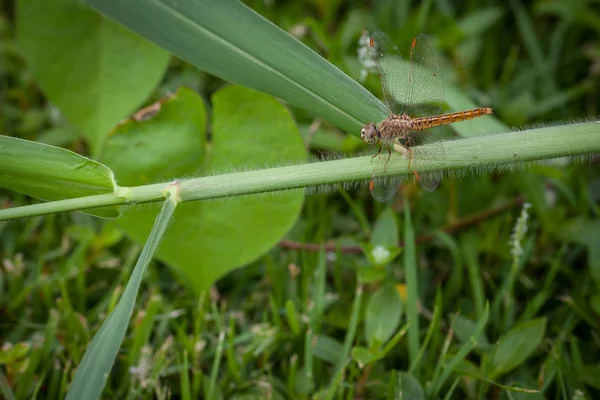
[400,132,445,192]
[369,31,409,116]
[369,140,403,202]
[405,34,445,118]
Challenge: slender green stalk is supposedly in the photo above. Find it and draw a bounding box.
[1,120,599,221]
[403,198,420,364]
[65,184,180,400]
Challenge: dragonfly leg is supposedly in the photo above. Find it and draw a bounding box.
[382,142,392,171]
[406,147,421,181]
[370,143,382,161]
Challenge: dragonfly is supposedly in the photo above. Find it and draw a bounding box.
[361,31,493,202]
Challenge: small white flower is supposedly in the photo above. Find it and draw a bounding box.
[371,245,391,264]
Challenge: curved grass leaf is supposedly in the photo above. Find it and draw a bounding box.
[0,135,117,218]
[81,0,389,135]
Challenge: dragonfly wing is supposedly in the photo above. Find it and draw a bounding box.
[370,175,402,202]
[370,31,409,116]
[403,133,445,192]
[369,141,402,202]
[417,171,441,192]
[405,34,444,117]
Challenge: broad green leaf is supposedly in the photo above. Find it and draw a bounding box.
[102,88,206,185]
[361,207,402,267]
[103,86,305,291]
[81,0,389,136]
[0,135,117,218]
[371,206,399,247]
[489,317,547,379]
[364,283,403,349]
[16,0,170,154]
[312,335,343,364]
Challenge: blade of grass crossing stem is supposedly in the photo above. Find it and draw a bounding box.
[335,284,363,373]
[66,185,180,400]
[403,198,420,363]
[429,303,490,397]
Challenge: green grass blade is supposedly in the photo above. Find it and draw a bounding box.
[65,185,180,400]
[80,0,387,134]
[403,198,420,363]
[0,135,117,217]
[335,284,363,373]
[429,303,490,396]
[1,120,599,222]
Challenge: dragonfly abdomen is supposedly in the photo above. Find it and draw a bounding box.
[412,107,493,130]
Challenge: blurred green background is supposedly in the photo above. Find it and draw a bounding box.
[1,0,600,398]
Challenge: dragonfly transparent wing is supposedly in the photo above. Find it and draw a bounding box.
[405,34,444,117]
[369,141,402,202]
[367,31,406,201]
[401,133,445,192]
[369,31,409,116]
[404,34,446,191]
[368,32,446,198]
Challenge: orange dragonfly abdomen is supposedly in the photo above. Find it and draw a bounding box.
[412,107,493,130]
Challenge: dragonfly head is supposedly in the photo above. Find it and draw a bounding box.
[360,122,379,144]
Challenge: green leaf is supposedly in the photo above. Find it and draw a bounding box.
[0,135,117,218]
[81,0,388,136]
[489,317,547,379]
[351,346,381,368]
[312,335,343,364]
[104,86,304,291]
[371,207,399,247]
[364,283,403,349]
[16,0,170,154]
[102,88,206,186]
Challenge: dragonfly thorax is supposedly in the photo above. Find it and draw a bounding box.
[361,114,413,144]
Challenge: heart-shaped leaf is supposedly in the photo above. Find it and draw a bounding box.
[16,0,170,154]
[102,86,305,291]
